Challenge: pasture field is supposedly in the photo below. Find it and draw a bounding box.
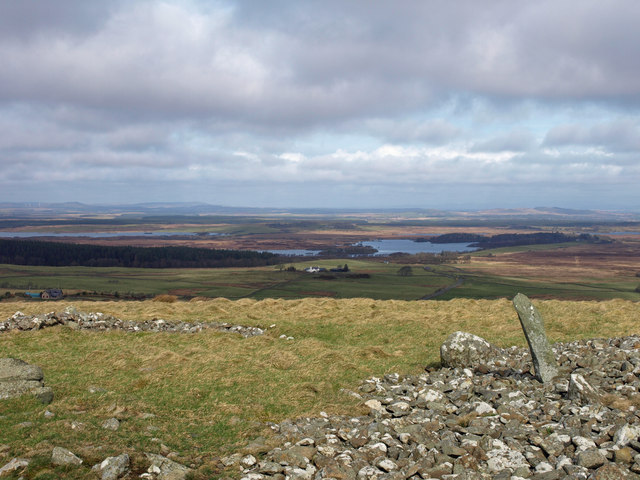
[2,238,640,302]
[0,261,456,301]
[1,298,639,479]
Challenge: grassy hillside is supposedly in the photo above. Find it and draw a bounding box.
[1,298,639,478]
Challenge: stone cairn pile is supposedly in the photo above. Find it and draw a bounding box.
[226,295,640,480]
[0,306,265,338]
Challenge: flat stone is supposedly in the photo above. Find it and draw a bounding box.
[145,453,192,480]
[593,463,629,479]
[102,417,120,431]
[512,293,559,383]
[576,449,606,469]
[52,446,83,466]
[91,453,130,480]
[0,358,53,404]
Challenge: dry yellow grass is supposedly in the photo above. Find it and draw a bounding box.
[151,294,179,303]
[2,297,639,356]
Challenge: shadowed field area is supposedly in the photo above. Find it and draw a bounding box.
[1,298,639,478]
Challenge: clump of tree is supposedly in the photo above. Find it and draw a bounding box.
[427,232,607,249]
[0,239,280,268]
[397,266,413,276]
[318,245,377,256]
[389,251,461,265]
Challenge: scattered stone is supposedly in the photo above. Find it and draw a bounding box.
[145,452,192,480]
[0,457,29,476]
[102,417,120,431]
[92,453,130,480]
[1,308,265,338]
[0,357,53,404]
[512,293,559,383]
[51,446,83,466]
[613,424,640,447]
[440,331,498,369]
[577,449,606,469]
[235,333,640,480]
[567,373,602,405]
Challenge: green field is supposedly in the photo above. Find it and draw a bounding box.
[1,255,639,302]
[0,261,455,301]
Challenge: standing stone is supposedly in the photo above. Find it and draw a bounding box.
[512,293,558,383]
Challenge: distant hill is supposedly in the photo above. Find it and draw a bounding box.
[0,202,639,222]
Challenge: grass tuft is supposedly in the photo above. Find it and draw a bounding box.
[152,294,179,303]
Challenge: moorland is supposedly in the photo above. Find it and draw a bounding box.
[0,203,639,302]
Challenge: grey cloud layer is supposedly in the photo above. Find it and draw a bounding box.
[1,0,639,208]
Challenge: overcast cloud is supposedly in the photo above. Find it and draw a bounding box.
[1,0,639,210]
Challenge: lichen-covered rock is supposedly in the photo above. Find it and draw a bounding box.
[567,373,602,405]
[0,457,30,476]
[512,293,559,383]
[92,453,130,480]
[145,453,192,480]
[51,446,82,466]
[440,331,497,368]
[0,358,53,404]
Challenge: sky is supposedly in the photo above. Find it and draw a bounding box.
[1,0,640,210]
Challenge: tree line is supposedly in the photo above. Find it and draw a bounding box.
[424,232,605,248]
[0,239,280,268]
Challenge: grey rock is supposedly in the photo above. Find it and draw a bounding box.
[52,446,83,466]
[92,453,130,480]
[0,457,30,476]
[440,331,497,369]
[567,373,601,405]
[576,449,606,469]
[1,309,265,338]
[613,424,640,448]
[0,358,43,382]
[512,293,559,383]
[0,358,53,404]
[145,452,192,480]
[102,417,120,431]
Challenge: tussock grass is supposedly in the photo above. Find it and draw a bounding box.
[1,298,639,478]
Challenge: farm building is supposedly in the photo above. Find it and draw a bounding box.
[40,289,63,300]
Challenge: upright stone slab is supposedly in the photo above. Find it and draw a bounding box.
[512,293,558,383]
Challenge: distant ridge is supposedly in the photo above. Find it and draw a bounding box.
[0,202,638,221]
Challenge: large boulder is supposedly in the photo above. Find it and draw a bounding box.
[440,331,497,369]
[0,358,53,404]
